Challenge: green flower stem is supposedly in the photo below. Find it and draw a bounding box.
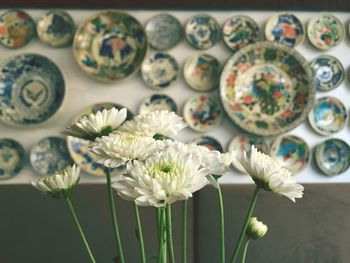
[134,202,146,263]
[162,209,167,263]
[241,239,250,263]
[166,204,175,263]
[158,208,166,263]
[66,197,96,263]
[105,168,125,263]
[182,200,188,263]
[230,186,260,263]
[217,182,225,263]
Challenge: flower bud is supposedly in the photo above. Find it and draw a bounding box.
[245,217,268,240]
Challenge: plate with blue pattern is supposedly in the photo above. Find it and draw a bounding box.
[139,93,177,114]
[0,138,26,179]
[191,136,223,152]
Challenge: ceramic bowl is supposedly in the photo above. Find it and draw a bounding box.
[220,41,314,136]
[183,53,220,92]
[30,136,73,176]
[308,96,347,136]
[139,93,177,114]
[145,13,182,51]
[191,136,223,152]
[0,53,65,127]
[183,94,222,132]
[307,14,344,50]
[270,135,310,175]
[314,138,350,176]
[73,11,147,82]
[0,138,25,179]
[185,14,220,50]
[222,15,260,52]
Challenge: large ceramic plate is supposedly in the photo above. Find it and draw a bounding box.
[220,41,314,136]
[73,11,147,82]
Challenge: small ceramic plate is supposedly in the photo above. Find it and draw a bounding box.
[73,11,147,82]
[265,13,304,47]
[228,134,268,173]
[67,102,133,176]
[307,14,344,50]
[222,15,260,52]
[139,94,177,114]
[183,94,222,132]
[0,54,65,127]
[308,96,347,136]
[37,10,75,47]
[145,13,182,51]
[191,136,223,152]
[310,55,344,92]
[314,138,350,176]
[30,136,73,176]
[183,53,220,92]
[270,135,310,175]
[185,14,220,50]
[0,138,25,179]
[0,10,36,49]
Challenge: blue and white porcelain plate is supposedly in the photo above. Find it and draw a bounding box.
[0,54,65,127]
[139,93,177,114]
[0,138,25,179]
[191,136,223,152]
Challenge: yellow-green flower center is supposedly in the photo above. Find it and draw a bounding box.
[120,134,139,143]
[149,162,180,178]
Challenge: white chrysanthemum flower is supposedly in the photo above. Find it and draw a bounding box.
[30,165,80,199]
[118,110,187,138]
[113,150,209,207]
[246,217,268,240]
[64,108,127,141]
[239,145,304,202]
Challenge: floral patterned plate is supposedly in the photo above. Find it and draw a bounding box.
[220,41,314,136]
[73,11,147,82]
[0,138,25,179]
[139,93,177,114]
[0,54,65,127]
[308,96,347,136]
[191,136,223,152]
[270,135,310,175]
[314,138,350,176]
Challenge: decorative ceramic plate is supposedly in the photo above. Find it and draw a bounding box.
[314,138,350,176]
[228,134,268,173]
[307,14,344,50]
[222,15,260,52]
[183,94,222,132]
[139,93,177,114]
[308,96,347,136]
[73,11,147,82]
[183,53,220,92]
[0,10,36,48]
[265,13,304,47]
[191,136,223,152]
[30,136,73,176]
[270,135,310,175]
[310,55,344,92]
[141,52,179,89]
[67,102,133,176]
[0,138,25,179]
[145,13,182,51]
[0,54,65,127]
[37,10,75,47]
[220,41,314,136]
[185,14,220,50]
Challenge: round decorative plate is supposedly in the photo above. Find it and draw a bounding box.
[139,93,177,114]
[185,14,220,50]
[222,15,260,52]
[30,136,73,176]
[220,41,314,136]
[0,54,65,127]
[0,10,36,49]
[141,52,179,89]
[307,14,344,50]
[67,102,133,176]
[308,96,347,136]
[270,135,310,175]
[228,134,268,173]
[73,11,147,82]
[183,53,220,92]
[0,138,25,179]
[145,13,182,51]
[314,138,350,176]
[265,13,304,47]
[191,136,223,152]
[310,55,344,92]
[37,10,75,47]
